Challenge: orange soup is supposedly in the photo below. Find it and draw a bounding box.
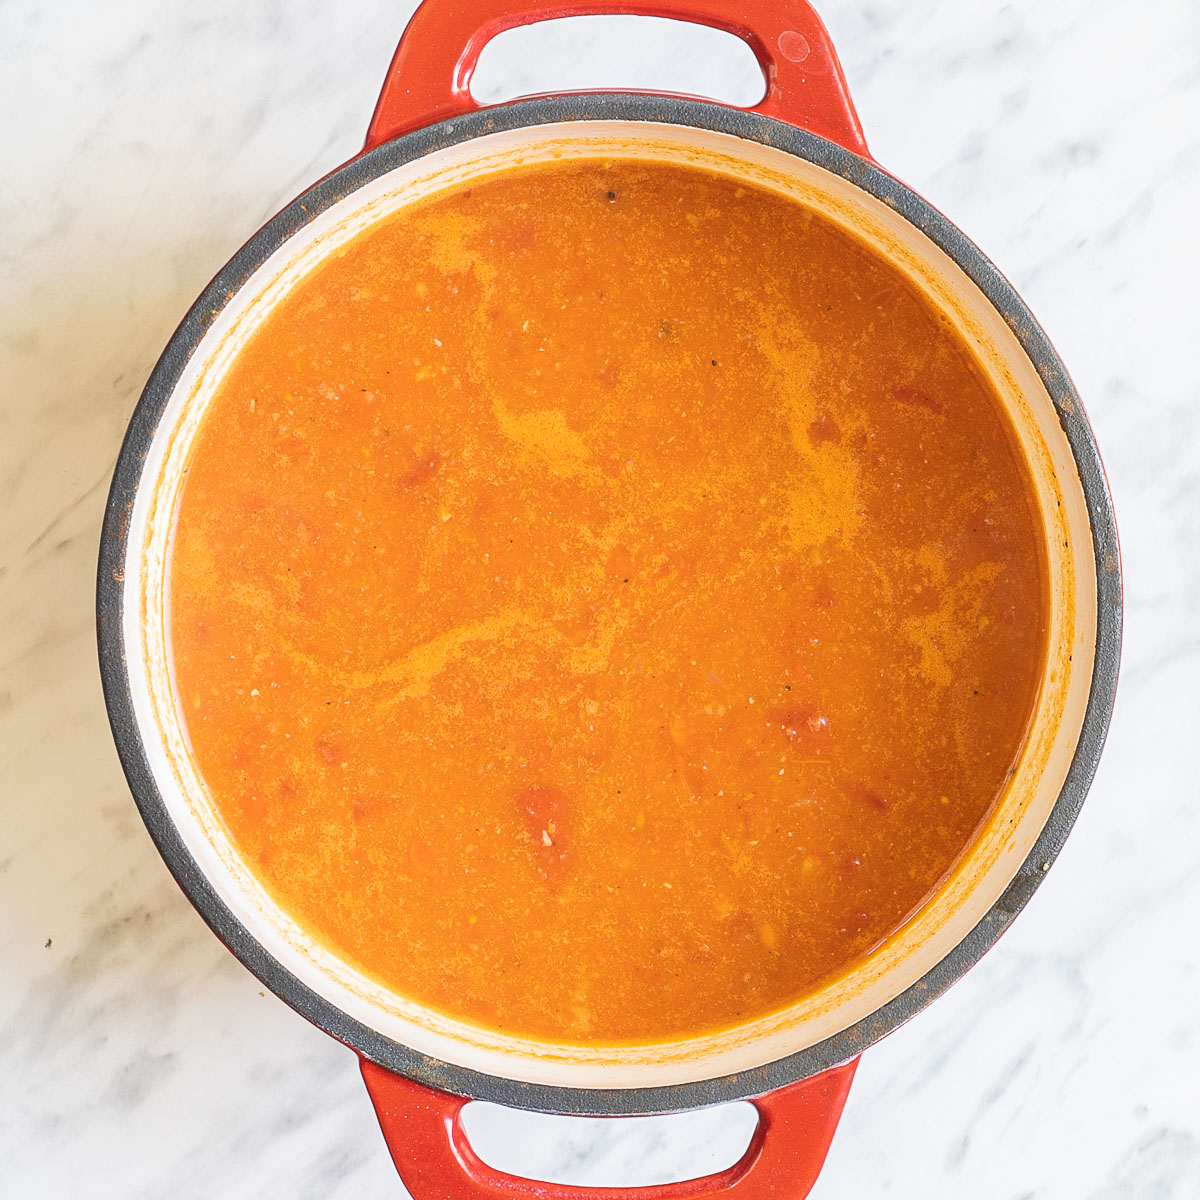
[169,159,1047,1043]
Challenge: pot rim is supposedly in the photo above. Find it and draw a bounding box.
[97,92,1122,1116]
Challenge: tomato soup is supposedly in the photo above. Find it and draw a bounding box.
[168,160,1048,1043]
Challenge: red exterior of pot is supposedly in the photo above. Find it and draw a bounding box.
[362,1056,859,1199]
[364,0,869,157]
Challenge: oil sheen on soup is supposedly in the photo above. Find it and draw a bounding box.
[169,159,1048,1044]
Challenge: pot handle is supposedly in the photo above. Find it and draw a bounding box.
[364,0,868,157]
[360,1055,858,1199]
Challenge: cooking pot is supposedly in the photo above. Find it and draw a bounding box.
[97,0,1122,1194]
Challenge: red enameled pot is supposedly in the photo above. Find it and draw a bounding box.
[98,1,1121,1195]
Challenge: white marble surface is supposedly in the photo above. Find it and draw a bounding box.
[2,0,1198,1195]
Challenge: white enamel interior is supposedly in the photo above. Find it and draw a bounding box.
[123,121,1097,1090]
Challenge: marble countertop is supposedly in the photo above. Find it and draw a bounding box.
[2,0,1198,1195]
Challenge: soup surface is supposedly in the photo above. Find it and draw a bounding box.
[169,159,1047,1044]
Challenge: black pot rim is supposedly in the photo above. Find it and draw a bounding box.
[96,93,1122,1117]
